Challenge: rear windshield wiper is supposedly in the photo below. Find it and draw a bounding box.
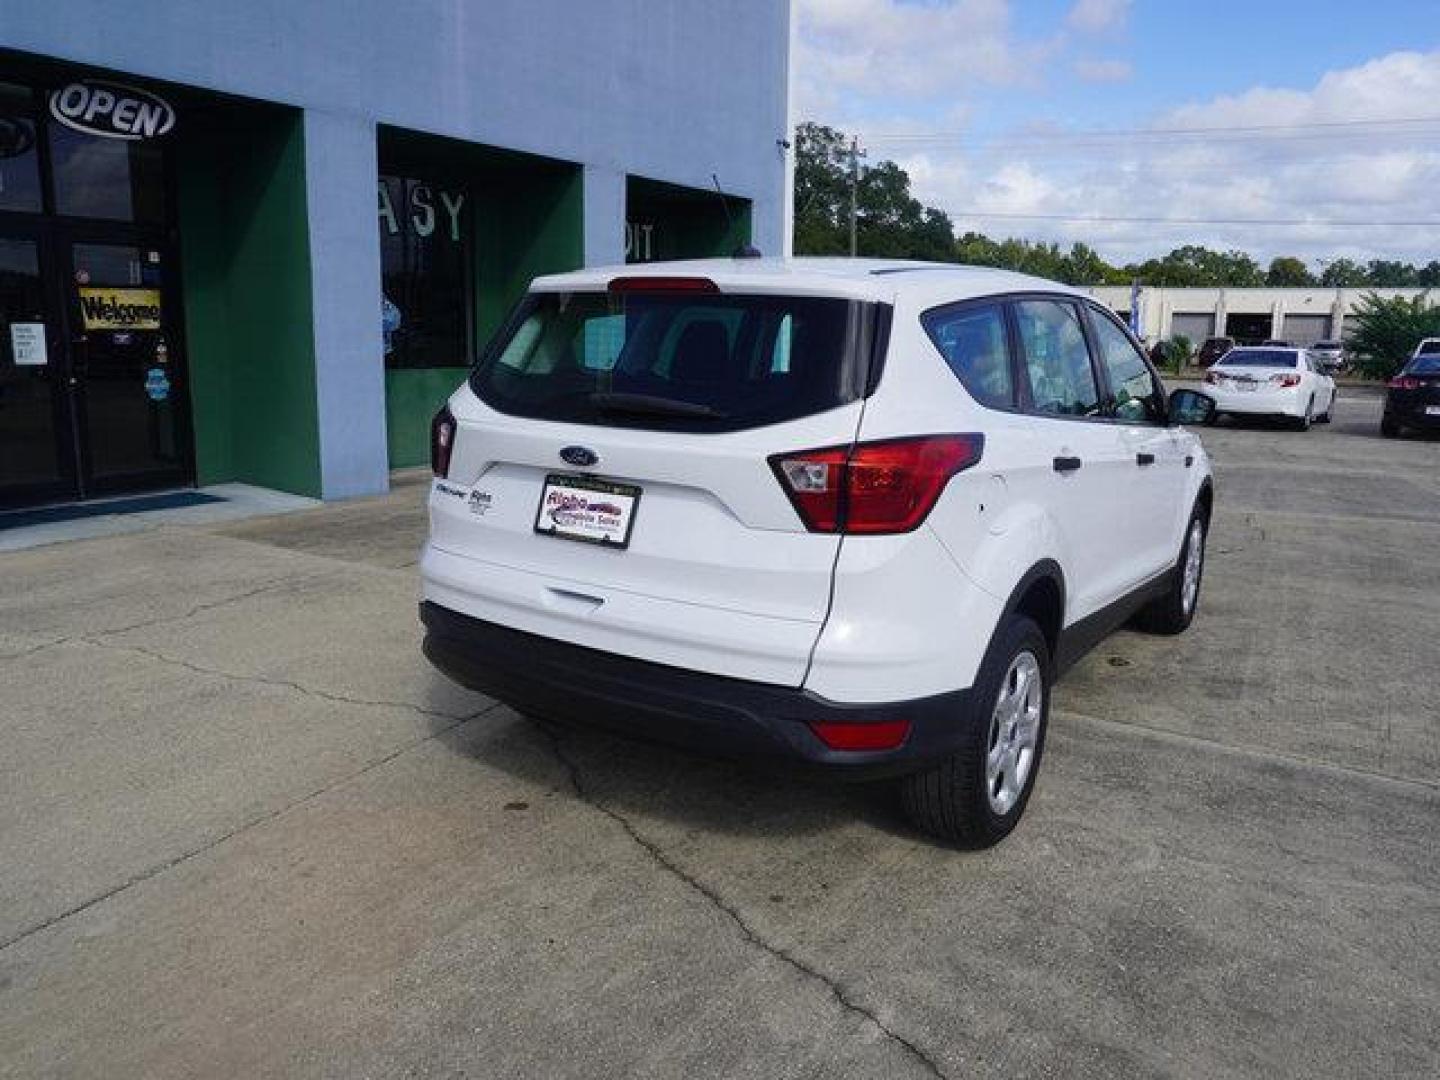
[588,391,726,419]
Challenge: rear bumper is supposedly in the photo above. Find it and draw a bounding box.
[420,601,973,777]
[1385,397,1440,429]
[1207,386,1306,417]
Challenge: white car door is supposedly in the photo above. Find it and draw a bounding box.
[1084,304,1188,580]
[1009,297,1137,619]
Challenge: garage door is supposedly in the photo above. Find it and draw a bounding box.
[1283,314,1331,346]
[1170,313,1214,341]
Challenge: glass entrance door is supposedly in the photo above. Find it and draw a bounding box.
[0,225,190,510]
[0,225,78,507]
[62,236,189,496]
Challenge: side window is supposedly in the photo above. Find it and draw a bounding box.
[921,302,1014,409]
[1013,299,1102,418]
[1088,308,1164,423]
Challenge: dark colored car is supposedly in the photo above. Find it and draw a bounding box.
[1381,354,1440,437]
[1196,336,1234,367]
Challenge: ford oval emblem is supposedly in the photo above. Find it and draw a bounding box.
[560,446,599,467]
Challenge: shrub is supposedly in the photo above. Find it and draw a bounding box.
[1346,292,1440,379]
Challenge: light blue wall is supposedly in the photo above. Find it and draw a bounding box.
[3,1,791,253]
[4,1,791,498]
[303,110,389,499]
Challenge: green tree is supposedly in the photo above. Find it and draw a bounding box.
[1320,258,1366,287]
[1267,256,1314,286]
[792,122,853,255]
[1345,292,1440,378]
[1364,260,1419,287]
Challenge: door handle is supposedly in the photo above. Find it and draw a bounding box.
[1052,456,1083,473]
[1136,452,1156,466]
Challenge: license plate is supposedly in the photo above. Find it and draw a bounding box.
[534,474,641,548]
[1427,405,1440,416]
[1234,381,1256,392]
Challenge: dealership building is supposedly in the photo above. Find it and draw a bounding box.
[0,1,792,510]
[1088,284,1437,347]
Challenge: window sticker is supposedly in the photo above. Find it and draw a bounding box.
[10,322,47,366]
[78,286,161,330]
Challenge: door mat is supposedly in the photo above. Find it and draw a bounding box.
[0,491,226,531]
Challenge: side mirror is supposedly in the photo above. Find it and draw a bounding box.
[1168,388,1215,427]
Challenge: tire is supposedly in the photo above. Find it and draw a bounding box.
[1134,506,1207,636]
[1381,415,1401,438]
[1292,398,1314,431]
[900,615,1050,848]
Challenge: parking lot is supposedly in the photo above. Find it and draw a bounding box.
[1,387,1436,1079]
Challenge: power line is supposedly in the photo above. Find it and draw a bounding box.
[946,210,1440,227]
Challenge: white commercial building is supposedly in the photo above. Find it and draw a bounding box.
[1088,286,1437,346]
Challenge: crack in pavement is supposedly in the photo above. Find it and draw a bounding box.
[0,572,334,666]
[0,701,501,954]
[537,723,950,1080]
[79,636,478,725]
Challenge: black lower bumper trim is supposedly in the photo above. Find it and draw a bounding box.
[419,601,971,776]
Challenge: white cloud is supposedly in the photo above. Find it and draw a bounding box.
[1073,57,1132,83]
[858,47,1440,266]
[1066,0,1131,33]
[793,0,1057,117]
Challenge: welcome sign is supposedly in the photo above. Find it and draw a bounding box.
[78,287,163,330]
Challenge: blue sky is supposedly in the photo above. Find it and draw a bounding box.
[795,0,1440,264]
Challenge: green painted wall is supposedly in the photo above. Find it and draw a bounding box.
[384,367,467,467]
[381,130,584,468]
[177,107,320,496]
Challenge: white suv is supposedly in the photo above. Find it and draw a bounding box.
[420,259,1215,846]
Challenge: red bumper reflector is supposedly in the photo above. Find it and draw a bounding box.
[808,718,912,751]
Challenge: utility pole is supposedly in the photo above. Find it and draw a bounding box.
[847,135,866,257]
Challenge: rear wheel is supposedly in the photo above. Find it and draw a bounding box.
[1381,415,1401,438]
[900,615,1049,848]
[1293,397,1314,431]
[1135,507,1207,635]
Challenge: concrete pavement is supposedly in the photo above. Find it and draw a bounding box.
[1,392,1436,1078]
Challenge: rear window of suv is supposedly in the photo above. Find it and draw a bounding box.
[470,291,880,432]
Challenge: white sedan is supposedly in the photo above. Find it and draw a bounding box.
[1202,346,1336,430]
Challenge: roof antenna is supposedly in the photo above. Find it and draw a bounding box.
[713,172,761,259]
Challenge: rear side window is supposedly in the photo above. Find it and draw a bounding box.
[472,291,877,432]
[1013,299,1102,418]
[922,302,1014,409]
[1087,307,1165,423]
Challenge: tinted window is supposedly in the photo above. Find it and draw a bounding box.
[1220,349,1299,368]
[0,83,42,213]
[1418,340,1440,356]
[471,291,870,432]
[1014,299,1102,418]
[1088,308,1163,422]
[1406,355,1440,375]
[49,123,164,223]
[379,175,469,369]
[922,302,1014,409]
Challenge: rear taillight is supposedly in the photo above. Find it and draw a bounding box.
[431,404,456,478]
[1270,373,1302,388]
[809,718,911,751]
[1203,371,1219,384]
[1388,376,1421,390]
[770,434,984,535]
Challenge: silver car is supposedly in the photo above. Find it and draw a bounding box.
[1310,340,1346,374]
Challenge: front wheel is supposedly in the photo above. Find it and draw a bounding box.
[1135,509,1207,635]
[900,615,1050,848]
